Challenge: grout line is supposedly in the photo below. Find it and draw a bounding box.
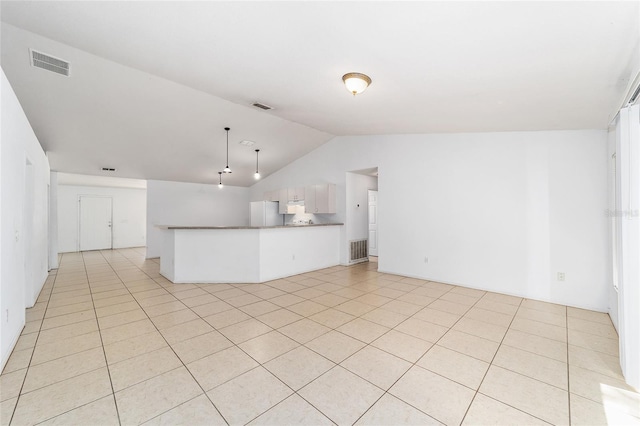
[141,259,387,424]
[459,298,560,426]
[352,284,487,425]
[8,249,619,426]
[9,261,109,425]
[8,270,56,425]
[458,297,524,425]
[81,251,123,426]
[92,249,230,426]
[208,268,502,424]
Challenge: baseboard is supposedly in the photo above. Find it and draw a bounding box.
[376,268,609,314]
[26,272,49,308]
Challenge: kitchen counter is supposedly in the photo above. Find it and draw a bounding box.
[158,224,343,283]
[156,223,343,230]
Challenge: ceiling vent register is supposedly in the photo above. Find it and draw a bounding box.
[30,49,70,76]
[252,102,273,110]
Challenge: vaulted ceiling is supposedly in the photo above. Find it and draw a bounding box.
[1,1,638,186]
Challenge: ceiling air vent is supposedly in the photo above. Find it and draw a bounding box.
[252,102,273,111]
[629,84,640,105]
[30,49,70,76]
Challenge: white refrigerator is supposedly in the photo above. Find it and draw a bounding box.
[250,201,283,226]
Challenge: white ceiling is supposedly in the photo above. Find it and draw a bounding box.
[57,173,147,189]
[1,1,639,186]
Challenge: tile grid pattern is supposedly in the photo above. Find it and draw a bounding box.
[82,248,227,426]
[1,248,638,425]
[81,251,122,426]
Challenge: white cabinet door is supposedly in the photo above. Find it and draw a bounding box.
[79,196,112,251]
[305,185,316,213]
[287,187,305,201]
[264,190,279,202]
[315,184,328,213]
[305,184,336,214]
[326,184,336,213]
[278,189,288,214]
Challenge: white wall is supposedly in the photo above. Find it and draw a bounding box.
[57,184,146,253]
[607,128,619,331]
[146,180,250,258]
[250,130,609,312]
[1,69,50,370]
[48,171,59,270]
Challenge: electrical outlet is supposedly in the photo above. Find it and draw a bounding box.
[292,254,295,261]
[557,272,565,281]
[5,309,8,322]
[424,257,429,264]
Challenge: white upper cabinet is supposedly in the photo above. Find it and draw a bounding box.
[287,187,305,201]
[263,190,276,201]
[305,185,316,214]
[278,188,288,214]
[305,183,336,214]
[265,184,335,214]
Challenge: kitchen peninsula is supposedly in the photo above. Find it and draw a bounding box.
[157,224,343,283]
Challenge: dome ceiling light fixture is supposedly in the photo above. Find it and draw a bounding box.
[223,127,231,173]
[342,72,372,96]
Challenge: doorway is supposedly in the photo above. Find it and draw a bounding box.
[79,196,113,251]
[346,167,379,266]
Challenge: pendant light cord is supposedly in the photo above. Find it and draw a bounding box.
[255,149,260,173]
[225,127,230,171]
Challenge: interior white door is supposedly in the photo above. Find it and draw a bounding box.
[79,196,113,251]
[368,190,378,256]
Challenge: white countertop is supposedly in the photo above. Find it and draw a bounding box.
[156,223,343,230]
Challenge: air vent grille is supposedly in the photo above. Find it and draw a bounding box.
[101,167,117,172]
[30,50,70,76]
[252,102,273,110]
[630,84,640,105]
[349,239,368,263]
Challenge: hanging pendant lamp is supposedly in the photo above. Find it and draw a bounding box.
[223,127,231,173]
[254,149,261,180]
[218,171,223,189]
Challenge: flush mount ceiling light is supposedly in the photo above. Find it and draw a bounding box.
[342,72,371,96]
[223,127,231,173]
[218,171,223,189]
[254,149,261,180]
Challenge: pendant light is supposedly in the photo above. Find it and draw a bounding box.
[218,171,223,189]
[254,149,261,180]
[223,127,231,173]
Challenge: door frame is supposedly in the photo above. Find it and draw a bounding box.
[368,189,379,257]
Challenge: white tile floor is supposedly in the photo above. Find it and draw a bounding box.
[1,248,639,425]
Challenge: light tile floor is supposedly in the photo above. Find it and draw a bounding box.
[1,248,639,425]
